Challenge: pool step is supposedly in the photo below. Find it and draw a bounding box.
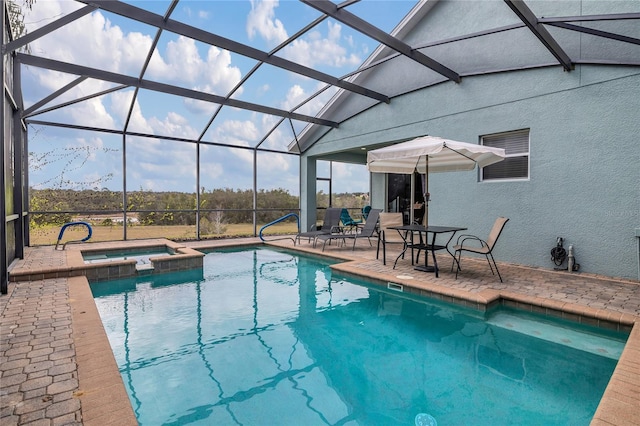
[136,263,155,274]
[487,312,625,359]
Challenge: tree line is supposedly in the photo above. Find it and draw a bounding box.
[29,188,368,227]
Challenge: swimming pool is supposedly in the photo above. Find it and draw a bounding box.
[90,247,627,425]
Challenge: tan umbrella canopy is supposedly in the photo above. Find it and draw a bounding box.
[367,135,506,224]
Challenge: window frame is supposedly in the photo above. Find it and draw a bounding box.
[480,129,530,182]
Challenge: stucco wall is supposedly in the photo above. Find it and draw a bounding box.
[301,65,640,279]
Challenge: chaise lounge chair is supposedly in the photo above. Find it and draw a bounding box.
[295,207,341,247]
[317,209,382,251]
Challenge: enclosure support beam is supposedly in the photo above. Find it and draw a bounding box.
[17,53,339,128]
[3,5,97,54]
[13,59,25,259]
[301,0,461,83]
[75,0,390,104]
[504,0,573,71]
[545,22,640,46]
[1,6,8,295]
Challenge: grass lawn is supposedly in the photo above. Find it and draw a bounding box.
[29,222,300,246]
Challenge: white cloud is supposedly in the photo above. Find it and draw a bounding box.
[281,21,361,68]
[244,2,362,70]
[280,82,333,117]
[27,69,74,95]
[26,5,153,76]
[183,96,219,115]
[258,84,270,95]
[201,161,224,181]
[150,36,203,83]
[29,77,120,129]
[147,36,243,96]
[126,136,197,191]
[148,112,200,140]
[205,46,243,92]
[259,151,291,173]
[68,98,116,130]
[258,117,286,151]
[331,162,369,193]
[24,2,243,135]
[110,91,153,134]
[110,91,200,139]
[247,0,288,46]
[213,119,259,149]
[281,84,306,111]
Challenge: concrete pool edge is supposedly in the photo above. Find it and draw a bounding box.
[592,325,640,425]
[69,276,137,426]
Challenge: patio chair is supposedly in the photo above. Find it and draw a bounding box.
[340,208,363,232]
[362,205,372,220]
[295,208,341,247]
[376,212,406,265]
[451,217,509,282]
[318,209,382,251]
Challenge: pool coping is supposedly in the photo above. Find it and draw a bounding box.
[69,276,137,425]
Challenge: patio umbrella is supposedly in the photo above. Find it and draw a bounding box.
[366,135,506,225]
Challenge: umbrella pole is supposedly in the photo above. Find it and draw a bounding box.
[410,173,416,224]
[424,157,429,226]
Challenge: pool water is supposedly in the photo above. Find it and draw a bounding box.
[90,247,627,426]
[83,248,173,265]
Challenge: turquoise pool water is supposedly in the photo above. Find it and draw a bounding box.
[83,248,173,265]
[90,247,627,425]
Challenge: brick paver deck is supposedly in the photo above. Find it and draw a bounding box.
[2,237,639,425]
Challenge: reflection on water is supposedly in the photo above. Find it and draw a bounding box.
[91,247,627,426]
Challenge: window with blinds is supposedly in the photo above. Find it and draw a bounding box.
[480,129,529,181]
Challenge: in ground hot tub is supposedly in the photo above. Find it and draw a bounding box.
[77,241,205,281]
[83,246,175,266]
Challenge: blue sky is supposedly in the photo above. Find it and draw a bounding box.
[21,0,417,194]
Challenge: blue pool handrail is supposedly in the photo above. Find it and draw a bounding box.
[259,213,300,244]
[55,221,93,250]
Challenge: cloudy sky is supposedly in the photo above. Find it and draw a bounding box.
[21,0,416,194]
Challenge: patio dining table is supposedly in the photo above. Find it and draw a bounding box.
[389,224,467,277]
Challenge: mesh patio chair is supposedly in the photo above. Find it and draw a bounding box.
[376,212,406,265]
[451,217,509,282]
[295,208,341,247]
[318,209,382,251]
